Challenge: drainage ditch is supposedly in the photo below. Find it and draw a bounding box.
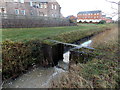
[2,29,112,88]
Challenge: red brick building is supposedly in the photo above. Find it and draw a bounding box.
[77,10,113,23]
[77,10,102,23]
[66,15,77,23]
[101,15,113,23]
[0,0,62,18]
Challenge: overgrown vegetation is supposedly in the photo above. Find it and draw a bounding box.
[1,24,114,81]
[2,40,44,80]
[52,25,119,88]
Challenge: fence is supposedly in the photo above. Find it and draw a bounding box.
[0,13,76,28]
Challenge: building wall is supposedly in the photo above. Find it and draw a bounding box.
[0,0,6,13]
[32,1,61,18]
[47,2,61,18]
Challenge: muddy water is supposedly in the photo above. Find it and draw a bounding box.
[2,40,94,88]
[3,52,69,88]
[3,28,116,88]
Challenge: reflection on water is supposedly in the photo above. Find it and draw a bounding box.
[63,51,70,63]
[81,40,92,47]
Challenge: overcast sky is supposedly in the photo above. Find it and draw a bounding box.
[57,0,119,20]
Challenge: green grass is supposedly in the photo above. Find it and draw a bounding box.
[1,24,111,42]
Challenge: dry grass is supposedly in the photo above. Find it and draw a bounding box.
[52,25,119,88]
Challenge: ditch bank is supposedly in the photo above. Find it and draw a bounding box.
[2,26,111,81]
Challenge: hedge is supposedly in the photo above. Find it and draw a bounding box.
[2,40,44,80]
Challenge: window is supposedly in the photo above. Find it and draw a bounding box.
[21,10,25,15]
[20,0,24,3]
[52,14,54,17]
[30,1,33,6]
[54,14,56,17]
[0,7,6,13]
[55,5,57,10]
[30,10,33,15]
[15,9,19,14]
[40,3,43,8]
[14,0,18,2]
[36,4,40,8]
[44,14,47,17]
[44,3,47,8]
[52,4,54,9]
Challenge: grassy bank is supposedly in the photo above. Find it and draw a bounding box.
[52,25,119,88]
[1,24,115,80]
[2,24,112,42]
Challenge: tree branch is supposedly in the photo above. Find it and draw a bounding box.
[105,0,120,5]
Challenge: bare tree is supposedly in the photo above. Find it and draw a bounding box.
[105,0,120,5]
[105,0,119,19]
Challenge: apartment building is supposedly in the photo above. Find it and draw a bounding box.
[77,10,102,23]
[77,10,113,23]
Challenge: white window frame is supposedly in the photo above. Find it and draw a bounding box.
[40,3,43,8]
[21,10,25,15]
[15,9,19,15]
[30,1,33,6]
[44,14,47,17]
[52,14,54,17]
[36,4,40,8]
[44,3,47,8]
[55,5,57,10]
[20,0,24,3]
[52,4,54,9]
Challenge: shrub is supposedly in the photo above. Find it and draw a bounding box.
[2,40,44,80]
[89,21,93,23]
[79,21,82,23]
[98,20,106,24]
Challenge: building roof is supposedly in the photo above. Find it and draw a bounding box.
[31,0,57,2]
[102,15,106,17]
[106,17,112,19]
[78,10,102,14]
